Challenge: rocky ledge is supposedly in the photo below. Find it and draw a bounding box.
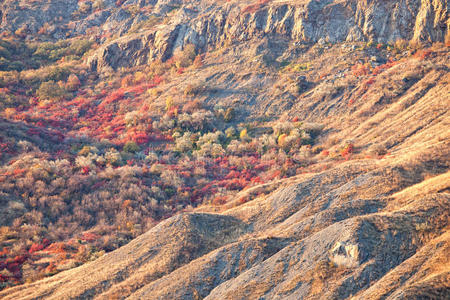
[88,0,449,71]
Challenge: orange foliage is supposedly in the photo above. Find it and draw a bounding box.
[121,75,134,87]
[341,144,354,157]
[414,49,432,60]
[193,55,204,68]
[45,242,67,254]
[122,199,132,209]
[212,196,228,205]
[80,232,100,242]
[238,196,249,204]
[351,63,370,77]
[372,61,398,75]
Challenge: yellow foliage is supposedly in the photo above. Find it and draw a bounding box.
[240,128,248,140]
[3,107,16,118]
[165,96,174,111]
[121,75,133,87]
[134,71,146,83]
[278,133,287,146]
[126,222,134,231]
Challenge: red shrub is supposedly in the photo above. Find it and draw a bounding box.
[81,166,90,175]
[29,243,44,254]
[242,0,270,14]
[268,169,281,180]
[42,239,51,247]
[6,262,20,273]
[351,64,369,77]
[132,132,150,144]
[341,144,354,157]
[225,170,240,180]
[365,77,375,85]
[80,232,100,242]
[44,243,67,254]
[193,55,204,68]
[153,75,164,85]
[250,176,263,184]
[13,168,26,176]
[13,255,28,264]
[180,171,191,178]
[100,89,125,108]
[212,196,228,205]
[45,263,56,274]
[242,4,260,14]
[0,274,8,282]
[238,196,249,204]
[122,199,132,209]
[414,49,432,60]
[321,150,330,156]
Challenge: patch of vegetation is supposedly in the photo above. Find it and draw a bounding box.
[281,62,310,72]
[31,39,93,64]
[129,16,163,33]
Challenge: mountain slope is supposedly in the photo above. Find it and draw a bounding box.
[0,0,448,298]
[1,47,448,299]
[1,147,448,299]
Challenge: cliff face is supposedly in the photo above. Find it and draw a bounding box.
[0,0,78,38]
[414,0,449,41]
[87,0,449,71]
[0,0,447,71]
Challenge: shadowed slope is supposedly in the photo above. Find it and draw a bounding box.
[0,213,246,300]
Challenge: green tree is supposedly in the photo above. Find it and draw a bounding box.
[36,81,66,101]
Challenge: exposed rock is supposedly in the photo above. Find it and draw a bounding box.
[0,0,78,34]
[73,10,112,35]
[413,0,449,42]
[87,0,449,71]
[329,241,360,268]
[0,0,446,71]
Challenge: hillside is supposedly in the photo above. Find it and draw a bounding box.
[0,0,449,298]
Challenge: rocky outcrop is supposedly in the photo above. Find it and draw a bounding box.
[0,0,447,71]
[88,0,449,72]
[413,0,449,42]
[0,0,192,38]
[0,0,78,38]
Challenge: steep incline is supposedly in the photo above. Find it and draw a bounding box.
[0,0,448,299]
[1,147,448,299]
[2,0,447,71]
[0,48,448,299]
[88,0,449,71]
